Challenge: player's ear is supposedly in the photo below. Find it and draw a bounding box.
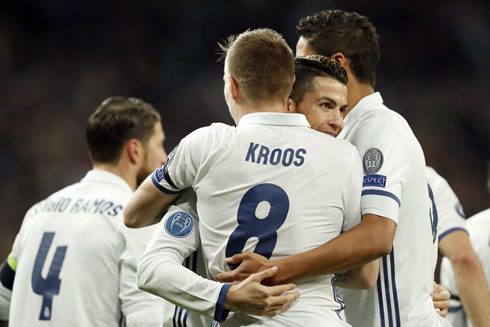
[126,139,142,164]
[229,75,239,99]
[331,52,347,69]
[288,98,297,113]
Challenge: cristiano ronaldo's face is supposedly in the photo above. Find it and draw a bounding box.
[291,76,347,137]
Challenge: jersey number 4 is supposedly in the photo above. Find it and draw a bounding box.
[32,232,67,320]
[225,183,289,269]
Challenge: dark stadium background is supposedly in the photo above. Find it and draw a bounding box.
[1,0,489,258]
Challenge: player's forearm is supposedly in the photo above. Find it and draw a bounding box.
[452,253,490,327]
[272,214,394,284]
[334,259,379,290]
[124,176,179,228]
[137,252,223,319]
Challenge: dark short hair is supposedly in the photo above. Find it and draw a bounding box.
[296,10,380,87]
[87,96,161,164]
[219,28,295,106]
[291,55,348,104]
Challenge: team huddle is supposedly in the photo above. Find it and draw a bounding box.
[1,9,489,327]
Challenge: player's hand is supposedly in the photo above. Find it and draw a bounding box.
[224,266,300,316]
[215,252,274,283]
[432,282,450,318]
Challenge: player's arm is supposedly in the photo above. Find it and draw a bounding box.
[334,259,379,290]
[439,230,490,326]
[137,201,299,323]
[124,174,180,228]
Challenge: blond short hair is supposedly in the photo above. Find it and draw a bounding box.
[219,28,295,106]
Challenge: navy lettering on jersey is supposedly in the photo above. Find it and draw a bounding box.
[270,149,282,165]
[245,143,259,162]
[257,145,270,165]
[282,148,294,167]
[70,199,83,213]
[245,142,306,167]
[294,148,307,167]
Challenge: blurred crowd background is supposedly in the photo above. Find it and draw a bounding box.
[1,0,489,258]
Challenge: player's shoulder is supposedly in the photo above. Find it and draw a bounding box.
[360,103,408,129]
[184,123,234,144]
[467,208,490,230]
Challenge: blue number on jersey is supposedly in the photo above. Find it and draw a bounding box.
[226,183,289,269]
[428,184,439,244]
[31,232,67,320]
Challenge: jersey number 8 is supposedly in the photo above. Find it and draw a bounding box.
[225,183,289,269]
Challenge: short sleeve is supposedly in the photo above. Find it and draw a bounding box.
[354,124,410,225]
[151,127,208,194]
[426,167,467,242]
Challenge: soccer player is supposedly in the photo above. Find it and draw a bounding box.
[440,168,490,327]
[218,10,451,326]
[125,29,380,326]
[0,97,168,326]
[428,167,490,327]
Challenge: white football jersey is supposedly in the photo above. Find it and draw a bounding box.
[426,166,467,241]
[146,190,217,327]
[441,208,490,327]
[338,93,449,327]
[2,170,164,326]
[150,112,363,326]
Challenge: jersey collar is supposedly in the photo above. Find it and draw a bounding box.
[339,92,383,139]
[238,112,310,128]
[82,170,133,194]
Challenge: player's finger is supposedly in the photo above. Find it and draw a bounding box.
[215,271,236,282]
[225,253,246,264]
[263,283,297,296]
[263,292,300,315]
[249,266,278,282]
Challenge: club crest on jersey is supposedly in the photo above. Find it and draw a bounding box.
[455,202,466,218]
[363,148,384,174]
[165,211,194,238]
[363,174,387,188]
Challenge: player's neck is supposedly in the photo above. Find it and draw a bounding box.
[235,101,288,123]
[345,81,375,117]
[92,163,137,191]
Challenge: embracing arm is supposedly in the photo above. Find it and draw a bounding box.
[270,213,394,284]
[124,175,180,228]
[334,259,379,290]
[218,213,395,285]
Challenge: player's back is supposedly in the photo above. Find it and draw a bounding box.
[171,113,362,326]
[9,170,161,326]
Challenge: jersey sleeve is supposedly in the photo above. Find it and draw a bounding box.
[137,190,230,323]
[341,147,363,231]
[118,222,166,326]
[0,206,36,322]
[151,127,209,194]
[354,123,410,225]
[426,167,467,242]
